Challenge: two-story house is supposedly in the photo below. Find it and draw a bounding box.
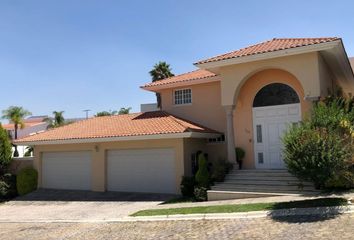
[16,38,354,197]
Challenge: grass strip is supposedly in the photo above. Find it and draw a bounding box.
[132,197,348,216]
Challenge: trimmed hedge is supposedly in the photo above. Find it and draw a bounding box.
[16,167,38,196]
[195,154,209,188]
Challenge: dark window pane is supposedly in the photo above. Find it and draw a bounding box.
[256,125,262,143]
[253,83,300,107]
[258,152,264,164]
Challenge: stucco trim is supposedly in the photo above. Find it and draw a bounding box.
[195,40,340,69]
[18,132,220,146]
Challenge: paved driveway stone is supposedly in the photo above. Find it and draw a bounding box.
[0,189,174,221]
[0,213,353,239]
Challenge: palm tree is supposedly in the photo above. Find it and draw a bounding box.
[46,111,65,128]
[118,107,132,115]
[149,61,174,108]
[1,106,32,157]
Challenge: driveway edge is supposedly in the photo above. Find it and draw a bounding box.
[0,205,353,223]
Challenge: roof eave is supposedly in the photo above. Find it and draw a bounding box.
[141,75,220,92]
[194,40,341,70]
[15,132,221,146]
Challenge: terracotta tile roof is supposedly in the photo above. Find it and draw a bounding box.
[15,111,218,143]
[196,37,339,64]
[142,69,217,88]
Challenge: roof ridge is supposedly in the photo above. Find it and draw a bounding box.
[193,39,273,65]
[272,37,339,40]
[165,111,217,133]
[160,111,190,131]
[141,69,217,88]
[152,69,209,81]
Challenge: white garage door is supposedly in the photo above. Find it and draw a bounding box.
[107,148,176,194]
[42,151,92,190]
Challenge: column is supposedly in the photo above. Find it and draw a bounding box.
[225,105,236,163]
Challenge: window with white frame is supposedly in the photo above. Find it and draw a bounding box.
[174,89,192,105]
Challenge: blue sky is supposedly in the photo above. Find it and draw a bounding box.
[1,0,354,120]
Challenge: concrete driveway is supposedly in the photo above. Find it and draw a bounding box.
[0,189,175,222]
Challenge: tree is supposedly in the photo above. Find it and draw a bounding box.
[118,107,132,115]
[95,110,118,117]
[1,106,31,157]
[95,108,131,117]
[0,124,12,175]
[46,111,65,128]
[24,146,33,157]
[149,61,174,108]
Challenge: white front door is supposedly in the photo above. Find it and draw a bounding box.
[252,104,301,169]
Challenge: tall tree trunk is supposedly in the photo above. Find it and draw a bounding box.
[156,93,162,109]
[13,124,19,157]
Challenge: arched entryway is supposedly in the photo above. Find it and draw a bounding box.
[252,83,301,169]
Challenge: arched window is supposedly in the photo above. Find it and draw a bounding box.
[253,83,300,107]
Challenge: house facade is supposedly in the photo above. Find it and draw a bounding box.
[16,38,354,195]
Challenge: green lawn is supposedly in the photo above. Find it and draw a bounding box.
[132,198,348,217]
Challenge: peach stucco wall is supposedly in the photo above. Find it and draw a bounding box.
[160,81,227,133]
[219,52,322,107]
[33,138,185,193]
[234,69,312,169]
[160,81,228,163]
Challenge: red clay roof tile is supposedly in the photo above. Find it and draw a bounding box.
[142,69,217,88]
[195,37,339,64]
[15,111,218,143]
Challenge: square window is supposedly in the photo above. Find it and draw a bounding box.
[174,89,192,105]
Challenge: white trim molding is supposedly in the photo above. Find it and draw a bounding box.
[16,132,221,146]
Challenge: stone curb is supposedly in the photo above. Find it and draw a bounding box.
[0,205,352,223]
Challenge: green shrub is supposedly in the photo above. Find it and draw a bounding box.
[195,154,210,188]
[235,147,245,169]
[180,176,196,197]
[0,173,17,199]
[283,98,354,189]
[16,167,38,196]
[211,160,228,182]
[193,186,207,201]
[325,170,354,189]
[0,124,12,175]
[225,161,234,173]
